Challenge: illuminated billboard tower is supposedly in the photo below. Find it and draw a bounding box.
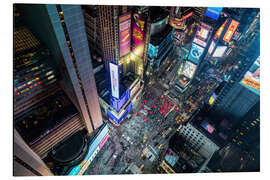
[175,22,213,92]
[84,6,145,125]
[206,18,240,64]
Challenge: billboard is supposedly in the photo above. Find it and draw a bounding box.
[204,7,223,21]
[109,62,119,99]
[68,124,109,175]
[173,30,185,45]
[108,102,133,124]
[209,93,217,105]
[241,56,260,95]
[195,25,210,41]
[170,11,193,30]
[182,61,197,79]
[176,75,190,88]
[201,121,215,134]
[212,46,227,57]
[119,13,131,57]
[214,19,228,39]
[208,41,216,55]
[193,37,207,47]
[188,43,205,64]
[223,19,240,43]
[110,88,130,112]
[132,13,145,58]
[148,43,157,59]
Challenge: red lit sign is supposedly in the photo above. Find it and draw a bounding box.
[180,12,193,21]
[223,20,239,43]
[214,19,228,39]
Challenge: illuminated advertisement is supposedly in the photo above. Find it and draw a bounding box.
[176,75,190,88]
[130,80,141,98]
[110,88,130,112]
[119,13,131,57]
[193,37,207,47]
[204,7,223,21]
[182,61,197,79]
[208,41,216,55]
[68,124,109,175]
[223,19,240,43]
[170,11,193,30]
[109,62,119,99]
[108,102,133,124]
[188,43,205,64]
[196,25,210,41]
[232,31,241,40]
[201,121,215,134]
[132,13,145,58]
[212,46,227,57]
[148,43,158,59]
[214,20,228,39]
[241,56,260,95]
[209,93,217,105]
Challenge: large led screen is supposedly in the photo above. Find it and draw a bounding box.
[109,62,119,99]
[241,56,260,95]
[132,13,145,57]
[182,61,197,79]
[196,26,210,41]
[214,20,228,39]
[212,46,227,57]
[119,13,131,57]
[188,43,205,64]
[201,121,215,134]
[223,19,240,43]
[204,7,223,21]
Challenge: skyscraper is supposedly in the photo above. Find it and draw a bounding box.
[14,4,106,175]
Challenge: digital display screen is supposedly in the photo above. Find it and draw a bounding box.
[212,46,227,57]
[176,75,190,88]
[223,19,240,43]
[109,62,119,99]
[201,121,215,134]
[148,43,157,59]
[188,43,205,64]
[205,7,223,21]
[209,93,217,105]
[241,56,260,95]
[182,61,197,79]
[196,26,209,41]
[110,88,130,112]
[215,20,228,39]
[193,37,207,47]
[208,41,216,54]
[119,13,131,57]
[132,13,145,57]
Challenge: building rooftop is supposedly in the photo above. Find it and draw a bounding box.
[150,24,172,46]
[188,109,228,147]
[149,7,169,23]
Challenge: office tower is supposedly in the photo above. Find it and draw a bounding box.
[14,4,108,176]
[230,101,260,151]
[80,5,146,125]
[82,5,103,61]
[92,6,134,69]
[145,7,173,74]
[45,4,103,132]
[206,102,259,172]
